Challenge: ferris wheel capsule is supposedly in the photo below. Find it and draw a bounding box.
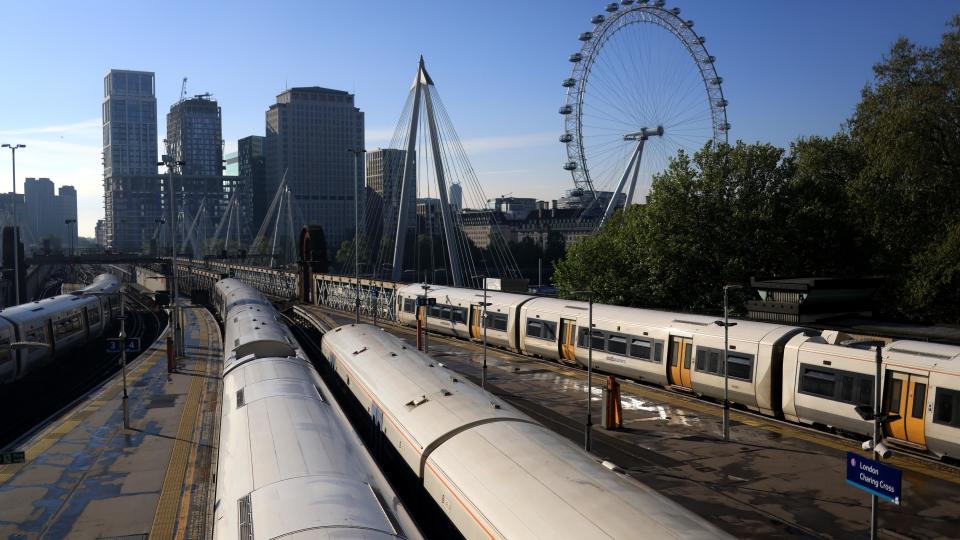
[684,19,694,28]
[605,3,619,13]
[579,32,593,41]
[569,53,583,62]
[591,15,605,24]
[563,161,578,171]
[622,0,634,5]
[560,133,573,143]
[559,105,573,115]
[562,78,576,88]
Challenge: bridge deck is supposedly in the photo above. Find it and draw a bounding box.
[302,304,960,540]
[0,305,223,540]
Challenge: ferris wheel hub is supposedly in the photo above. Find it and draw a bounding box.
[624,126,664,141]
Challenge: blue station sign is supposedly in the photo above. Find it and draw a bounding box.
[846,452,901,505]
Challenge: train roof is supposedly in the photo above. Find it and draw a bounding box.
[525,296,799,343]
[75,273,121,294]
[885,340,960,372]
[216,278,272,313]
[0,294,93,325]
[323,324,731,539]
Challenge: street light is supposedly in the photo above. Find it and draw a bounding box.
[421,283,431,355]
[471,274,490,389]
[2,143,26,304]
[159,154,185,358]
[714,284,742,442]
[572,289,594,452]
[347,148,366,324]
[75,287,129,429]
[65,219,77,257]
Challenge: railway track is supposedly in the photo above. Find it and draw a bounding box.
[0,288,166,450]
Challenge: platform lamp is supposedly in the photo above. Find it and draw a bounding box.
[346,148,366,324]
[159,154,185,358]
[471,274,490,389]
[76,288,129,428]
[572,289,594,452]
[712,284,742,441]
[2,143,25,304]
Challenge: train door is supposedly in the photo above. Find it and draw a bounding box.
[558,319,577,363]
[884,371,928,447]
[668,336,694,390]
[470,306,482,339]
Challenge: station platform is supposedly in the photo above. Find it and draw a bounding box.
[0,306,223,539]
[304,305,960,540]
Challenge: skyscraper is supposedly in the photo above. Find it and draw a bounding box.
[23,177,55,240]
[238,135,265,235]
[165,94,227,253]
[265,87,364,256]
[102,69,162,250]
[366,148,415,241]
[58,185,78,248]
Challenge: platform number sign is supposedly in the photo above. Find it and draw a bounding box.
[0,451,25,464]
[845,452,901,505]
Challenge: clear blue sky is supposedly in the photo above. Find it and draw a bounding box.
[0,0,955,236]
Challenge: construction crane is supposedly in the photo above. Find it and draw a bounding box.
[180,77,188,103]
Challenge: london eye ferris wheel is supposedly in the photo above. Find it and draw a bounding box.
[560,0,729,225]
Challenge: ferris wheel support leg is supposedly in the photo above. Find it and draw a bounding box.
[624,147,644,208]
[601,140,644,227]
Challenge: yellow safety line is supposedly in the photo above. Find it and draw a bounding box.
[149,309,208,539]
[0,342,165,484]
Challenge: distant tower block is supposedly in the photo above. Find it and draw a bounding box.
[449,182,462,211]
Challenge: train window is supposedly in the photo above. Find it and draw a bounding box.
[726,355,753,381]
[800,368,836,398]
[403,299,415,313]
[607,334,627,355]
[88,306,101,325]
[911,383,927,419]
[486,313,508,331]
[888,379,903,412]
[541,321,557,341]
[429,305,443,318]
[858,379,874,407]
[578,328,588,347]
[933,388,958,427]
[707,351,720,374]
[840,376,855,402]
[526,319,543,339]
[453,308,467,324]
[654,341,663,363]
[54,313,84,339]
[441,307,452,320]
[591,331,605,350]
[630,338,651,360]
[695,349,706,370]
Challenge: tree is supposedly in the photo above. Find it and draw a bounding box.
[847,17,960,321]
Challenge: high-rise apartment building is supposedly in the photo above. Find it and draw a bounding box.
[165,95,227,250]
[224,151,239,176]
[166,95,223,177]
[95,219,106,246]
[102,69,162,250]
[265,87,363,256]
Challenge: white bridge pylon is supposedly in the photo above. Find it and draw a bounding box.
[391,57,465,286]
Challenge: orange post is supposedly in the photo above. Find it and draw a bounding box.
[603,376,623,430]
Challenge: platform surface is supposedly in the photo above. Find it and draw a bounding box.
[307,305,960,540]
[0,306,223,540]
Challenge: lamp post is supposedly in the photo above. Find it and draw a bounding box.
[159,154,185,358]
[471,275,490,389]
[2,143,25,304]
[65,219,77,257]
[714,284,742,442]
[853,342,895,540]
[421,283,431,355]
[347,148,366,324]
[572,289,594,452]
[78,287,128,428]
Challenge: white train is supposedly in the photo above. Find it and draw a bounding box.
[0,273,122,385]
[212,279,420,540]
[394,284,960,459]
[322,323,732,540]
